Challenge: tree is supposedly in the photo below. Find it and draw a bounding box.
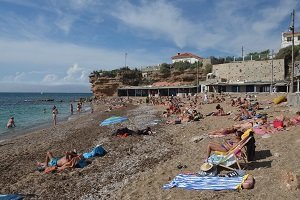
[204,64,212,75]
[159,63,171,77]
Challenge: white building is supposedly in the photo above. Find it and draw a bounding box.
[171,52,203,64]
[281,31,300,48]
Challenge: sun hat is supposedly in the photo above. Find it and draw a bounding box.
[200,162,213,172]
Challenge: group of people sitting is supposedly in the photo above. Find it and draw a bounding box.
[162,98,204,124]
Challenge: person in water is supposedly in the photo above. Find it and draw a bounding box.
[7,117,16,128]
[52,105,58,126]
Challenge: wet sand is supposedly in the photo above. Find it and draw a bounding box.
[0,94,300,199]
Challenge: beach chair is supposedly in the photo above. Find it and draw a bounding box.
[208,132,253,171]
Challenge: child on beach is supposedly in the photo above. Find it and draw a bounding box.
[7,117,16,128]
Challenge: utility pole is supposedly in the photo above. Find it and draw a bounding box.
[197,61,199,94]
[242,46,244,61]
[290,9,295,93]
[271,49,274,92]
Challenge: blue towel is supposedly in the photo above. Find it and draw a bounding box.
[0,194,23,200]
[163,174,246,191]
[83,145,106,159]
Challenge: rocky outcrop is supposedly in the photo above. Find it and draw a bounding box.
[89,68,207,98]
[89,74,120,97]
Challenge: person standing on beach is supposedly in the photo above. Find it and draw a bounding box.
[7,117,16,128]
[52,105,58,126]
[203,92,208,104]
[70,103,74,115]
[77,102,81,114]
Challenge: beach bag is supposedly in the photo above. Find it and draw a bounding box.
[273,96,287,105]
[273,120,283,128]
[242,175,255,189]
[83,146,107,159]
[245,132,256,161]
[175,119,181,124]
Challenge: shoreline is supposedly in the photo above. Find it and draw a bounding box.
[0,104,93,142]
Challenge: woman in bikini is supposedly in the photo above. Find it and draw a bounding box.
[206,131,243,160]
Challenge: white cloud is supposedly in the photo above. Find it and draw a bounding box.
[42,74,59,83]
[55,15,77,34]
[63,64,87,82]
[111,1,195,48]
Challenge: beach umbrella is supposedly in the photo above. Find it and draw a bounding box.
[100,116,129,126]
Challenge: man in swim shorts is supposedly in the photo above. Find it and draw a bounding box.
[37,151,79,168]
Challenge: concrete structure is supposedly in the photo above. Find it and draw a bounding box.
[212,59,285,83]
[204,59,289,93]
[171,53,203,64]
[288,93,300,108]
[118,85,200,97]
[281,31,300,48]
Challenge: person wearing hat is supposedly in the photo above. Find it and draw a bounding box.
[7,117,16,128]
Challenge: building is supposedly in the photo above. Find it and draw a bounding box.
[171,52,203,64]
[204,59,289,93]
[281,31,300,48]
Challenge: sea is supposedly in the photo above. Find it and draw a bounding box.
[0,93,92,138]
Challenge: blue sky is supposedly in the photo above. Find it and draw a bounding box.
[0,0,299,92]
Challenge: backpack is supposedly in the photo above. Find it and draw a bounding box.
[245,132,256,161]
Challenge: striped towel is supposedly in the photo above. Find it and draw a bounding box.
[163,174,248,191]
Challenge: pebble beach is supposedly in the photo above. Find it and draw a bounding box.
[0,93,300,200]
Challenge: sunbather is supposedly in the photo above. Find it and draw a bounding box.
[212,104,228,116]
[206,131,243,160]
[37,151,82,171]
[208,127,237,137]
[234,106,253,121]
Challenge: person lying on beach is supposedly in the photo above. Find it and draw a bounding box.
[7,117,16,128]
[233,106,253,121]
[206,131,243,160]
[37,151,83,171]
[252,115,276,134]
[208,127,237,137]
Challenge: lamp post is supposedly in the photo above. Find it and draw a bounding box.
[125,52,127,68]
[290,9,295,93]
[197,61,199,94]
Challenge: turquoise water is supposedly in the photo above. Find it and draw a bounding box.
[0,93,92,137]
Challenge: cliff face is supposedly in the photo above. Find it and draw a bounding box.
[89,74,120,97]
[89,68,207,98]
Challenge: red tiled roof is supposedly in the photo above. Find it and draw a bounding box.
[283,31,300,36]
[171,52,203,60]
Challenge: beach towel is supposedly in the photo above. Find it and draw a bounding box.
[208,154,237,167]
[163,174,248,191]
[83,145,106,159]
[0,194,24,200]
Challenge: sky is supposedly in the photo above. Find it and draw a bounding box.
[0,0,299,92]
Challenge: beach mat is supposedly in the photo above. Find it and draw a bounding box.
[0,194,24,200]
[163,174,247,191]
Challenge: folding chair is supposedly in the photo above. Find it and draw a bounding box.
[208,134,253,171]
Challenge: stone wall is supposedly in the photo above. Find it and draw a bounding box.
[212,59,285,82]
